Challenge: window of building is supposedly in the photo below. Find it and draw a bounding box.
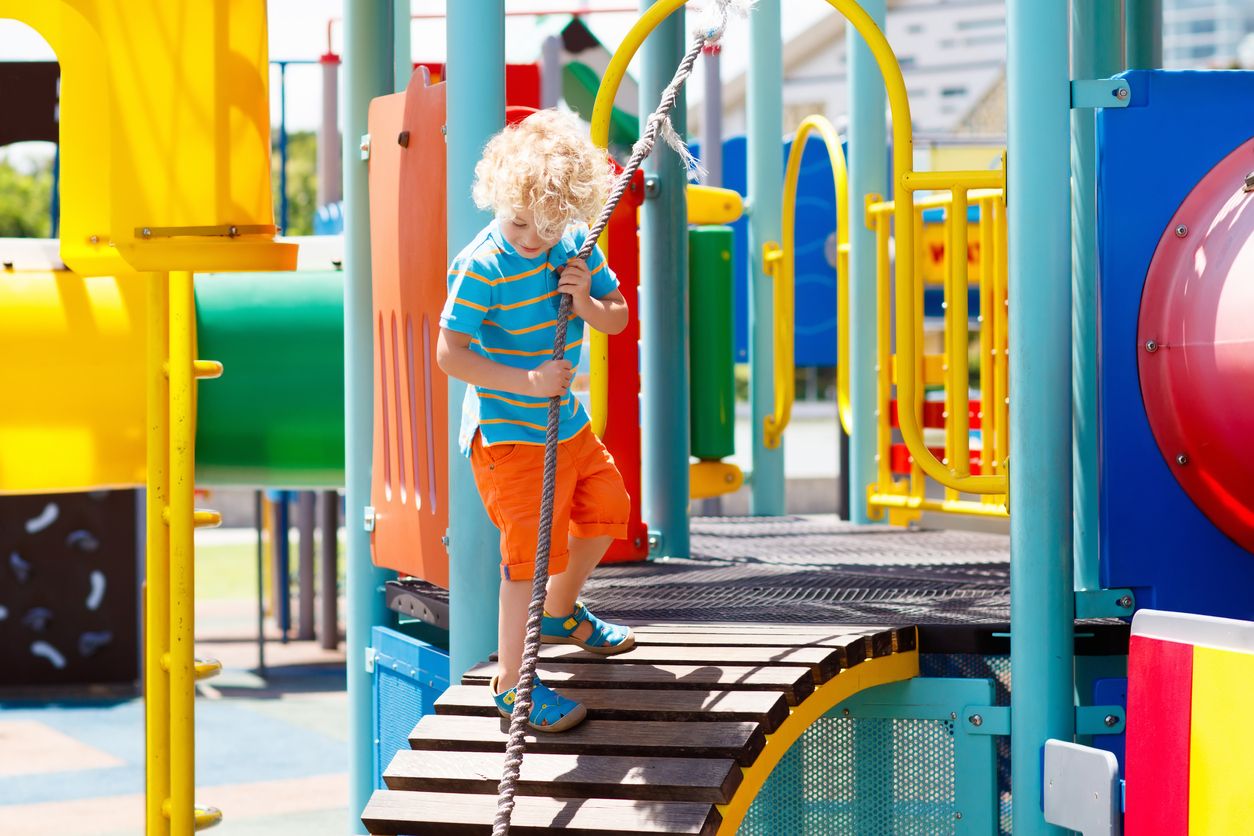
[941,86,968,98]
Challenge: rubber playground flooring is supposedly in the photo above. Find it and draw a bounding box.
[0,536,352,836]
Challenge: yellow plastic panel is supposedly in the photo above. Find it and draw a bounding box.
[686,184,744,225]
[0,271,147,493]
[0,1,295,274]
[1189,645,1254,835]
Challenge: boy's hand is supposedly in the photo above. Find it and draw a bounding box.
[527,358,574,398]
[556,258,592,315]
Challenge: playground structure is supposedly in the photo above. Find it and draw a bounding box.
[0,0,1252,834]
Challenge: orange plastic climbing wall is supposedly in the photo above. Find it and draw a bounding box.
[367,69,450,587]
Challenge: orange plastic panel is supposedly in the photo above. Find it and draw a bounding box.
[367,71,450,587]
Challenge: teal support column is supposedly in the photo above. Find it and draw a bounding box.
[446,0,505,680]
[640,0,690,556]
[1071,2,1123,591]
[343,3,395,831]
[747,0,784,516]
[1126,0,1163,69]
[846,0,886,525]
[1008,1,1075,833]
[393,0,411,90]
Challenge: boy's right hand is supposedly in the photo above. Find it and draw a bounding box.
[527,359,574,398]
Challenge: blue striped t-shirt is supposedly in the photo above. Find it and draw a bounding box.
[440,219,619,455]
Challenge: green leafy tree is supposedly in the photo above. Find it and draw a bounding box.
[0,153,53,238]
[272,130,319,236]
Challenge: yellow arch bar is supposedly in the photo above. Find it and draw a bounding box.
[589,0,1007,495]
[716,650,921,833]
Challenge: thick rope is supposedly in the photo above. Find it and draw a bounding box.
[491,3,749,833]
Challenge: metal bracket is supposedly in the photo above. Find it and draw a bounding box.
[1070,78,1131,109]
[364,646,377,674]
[359,133,371,160]
[1077,705,1125,735]
[1043,740,1122,835]
[960,705,1010,735]
[647,530,664,556]
[1075,587,1135,619]
[363,505,376,532]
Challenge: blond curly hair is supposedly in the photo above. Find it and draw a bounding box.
[472,109,613,242]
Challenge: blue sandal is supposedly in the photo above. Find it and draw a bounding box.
[491,675,587,733]
[541,602,636,655]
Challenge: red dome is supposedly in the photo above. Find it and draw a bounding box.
[1138,137,1254,553]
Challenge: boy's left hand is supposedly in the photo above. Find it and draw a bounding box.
[556,258,592,314]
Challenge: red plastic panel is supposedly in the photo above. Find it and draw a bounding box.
[888,443,983,477]
[889,399,982,430]
[1125,635,1193,835]
[367,71,450,587]
[602,169,649,563]
[415,62,541,109]
[1138,137,1254,553]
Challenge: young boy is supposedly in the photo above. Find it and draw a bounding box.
[436,109,634,733]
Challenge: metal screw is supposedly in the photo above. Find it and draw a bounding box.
[949,711,957,720]
[1144,339,1159,353]
[440,535,449,546]
[142,227,152,238]
[842,708,850,717]
[633,537,643,548]
[644,175,660,198]
[1104,714,1119,728]
[1175,224,1188,238]
[228,225,238,237]
[969,714,983,727]
[1114,86,1129,100]
[1176,453,1190,466]
[89,234,99,244]
[955,812,964,821]
[1245,171,1254,193]
[1117,595,1133,609]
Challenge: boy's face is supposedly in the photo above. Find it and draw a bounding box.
[501,209,563,258]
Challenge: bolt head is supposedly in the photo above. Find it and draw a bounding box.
[1175,224,1188,238]
[969,714,983,727]
[89,234,100,244]
[1144,339,1159,353]
[841,708,850,716]
[142,227,152,238]
[1104,713,1119,727]
[955,812,964,821]
[1117,594,1133,609]
[1114,86,1129,100]
[1176,453,1190,466]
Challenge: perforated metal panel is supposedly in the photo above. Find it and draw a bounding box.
[371,627,451,790]
[740,716,958,835]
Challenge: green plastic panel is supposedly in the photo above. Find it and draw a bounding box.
[194,271,345,487]
[689,226,735,461]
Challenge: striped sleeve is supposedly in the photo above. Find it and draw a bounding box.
[440,260,493,335]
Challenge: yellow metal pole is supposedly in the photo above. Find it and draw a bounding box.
[145,272,171,836]
[978,197,994,478]
[909,208,926,511]
[873,208,892,497]
[942,204,958,502]
[994,197,1010,490]
[948,188,971,479]
[168,269,195,834]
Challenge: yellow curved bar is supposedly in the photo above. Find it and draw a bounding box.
[716,650,920,833]
[762,242,792,449]
[779,115,851,435]
[591,0,1005,494]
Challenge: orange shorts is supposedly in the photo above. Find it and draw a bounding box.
[470,426,630,581]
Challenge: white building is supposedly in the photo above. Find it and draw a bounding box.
[1164,0,1254,68]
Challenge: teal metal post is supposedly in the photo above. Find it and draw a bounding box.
[343,2,394,831]
[1008,0,1075,832]
[446,0,505,680]
[393,0,411,90]
[640,0,690,555]
[846,0,886,525]
[1071,2,1123,591]
[1126,0,1163,69]
[747,0,784,516]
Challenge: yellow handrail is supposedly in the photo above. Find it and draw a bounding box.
[761,242,791,448]
[776,115,851,436]
[588,0,1007,495]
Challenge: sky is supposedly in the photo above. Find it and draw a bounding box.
[0,1,832,136]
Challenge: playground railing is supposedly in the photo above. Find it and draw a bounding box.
[865,185,1009,523]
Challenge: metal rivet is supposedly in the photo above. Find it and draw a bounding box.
[1104,714,1119,727]
[228,225,238,237]
[89,234,99,244]
[1176,453,1189,466]
[1175,224,1188,238]
[142,227,152,238]
[955,812,963,821]
[949,711,957,720]
[1116,595,1133,609]
[969,714,983,727]
[440,535,450,546]
[1144,339,1158,353]
[1114,86,1129,100]
[841,708,850,716]
[397,130,410,148]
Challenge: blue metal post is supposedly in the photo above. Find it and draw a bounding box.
[1008,0,1074,832]
[446,0,505,680]
[343,3,394,831]
[1071,1,1122,591]
[640,0,690,556]
[846,0,887,525]
[278,61,289,234]
[393,0,411,91]
[747,0,784,516]
[1126,0,1163,70]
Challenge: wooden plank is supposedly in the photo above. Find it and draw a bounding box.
[409,714,765,766]
[536,643,843,682]
[362,789,721,835]
[628,631,873,669]
[462,661,814,706]
[383,749,742,804]
[436,684,790,732]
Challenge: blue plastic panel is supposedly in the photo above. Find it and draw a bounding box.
[1096,69,1254,620]
[371,626,451,789]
